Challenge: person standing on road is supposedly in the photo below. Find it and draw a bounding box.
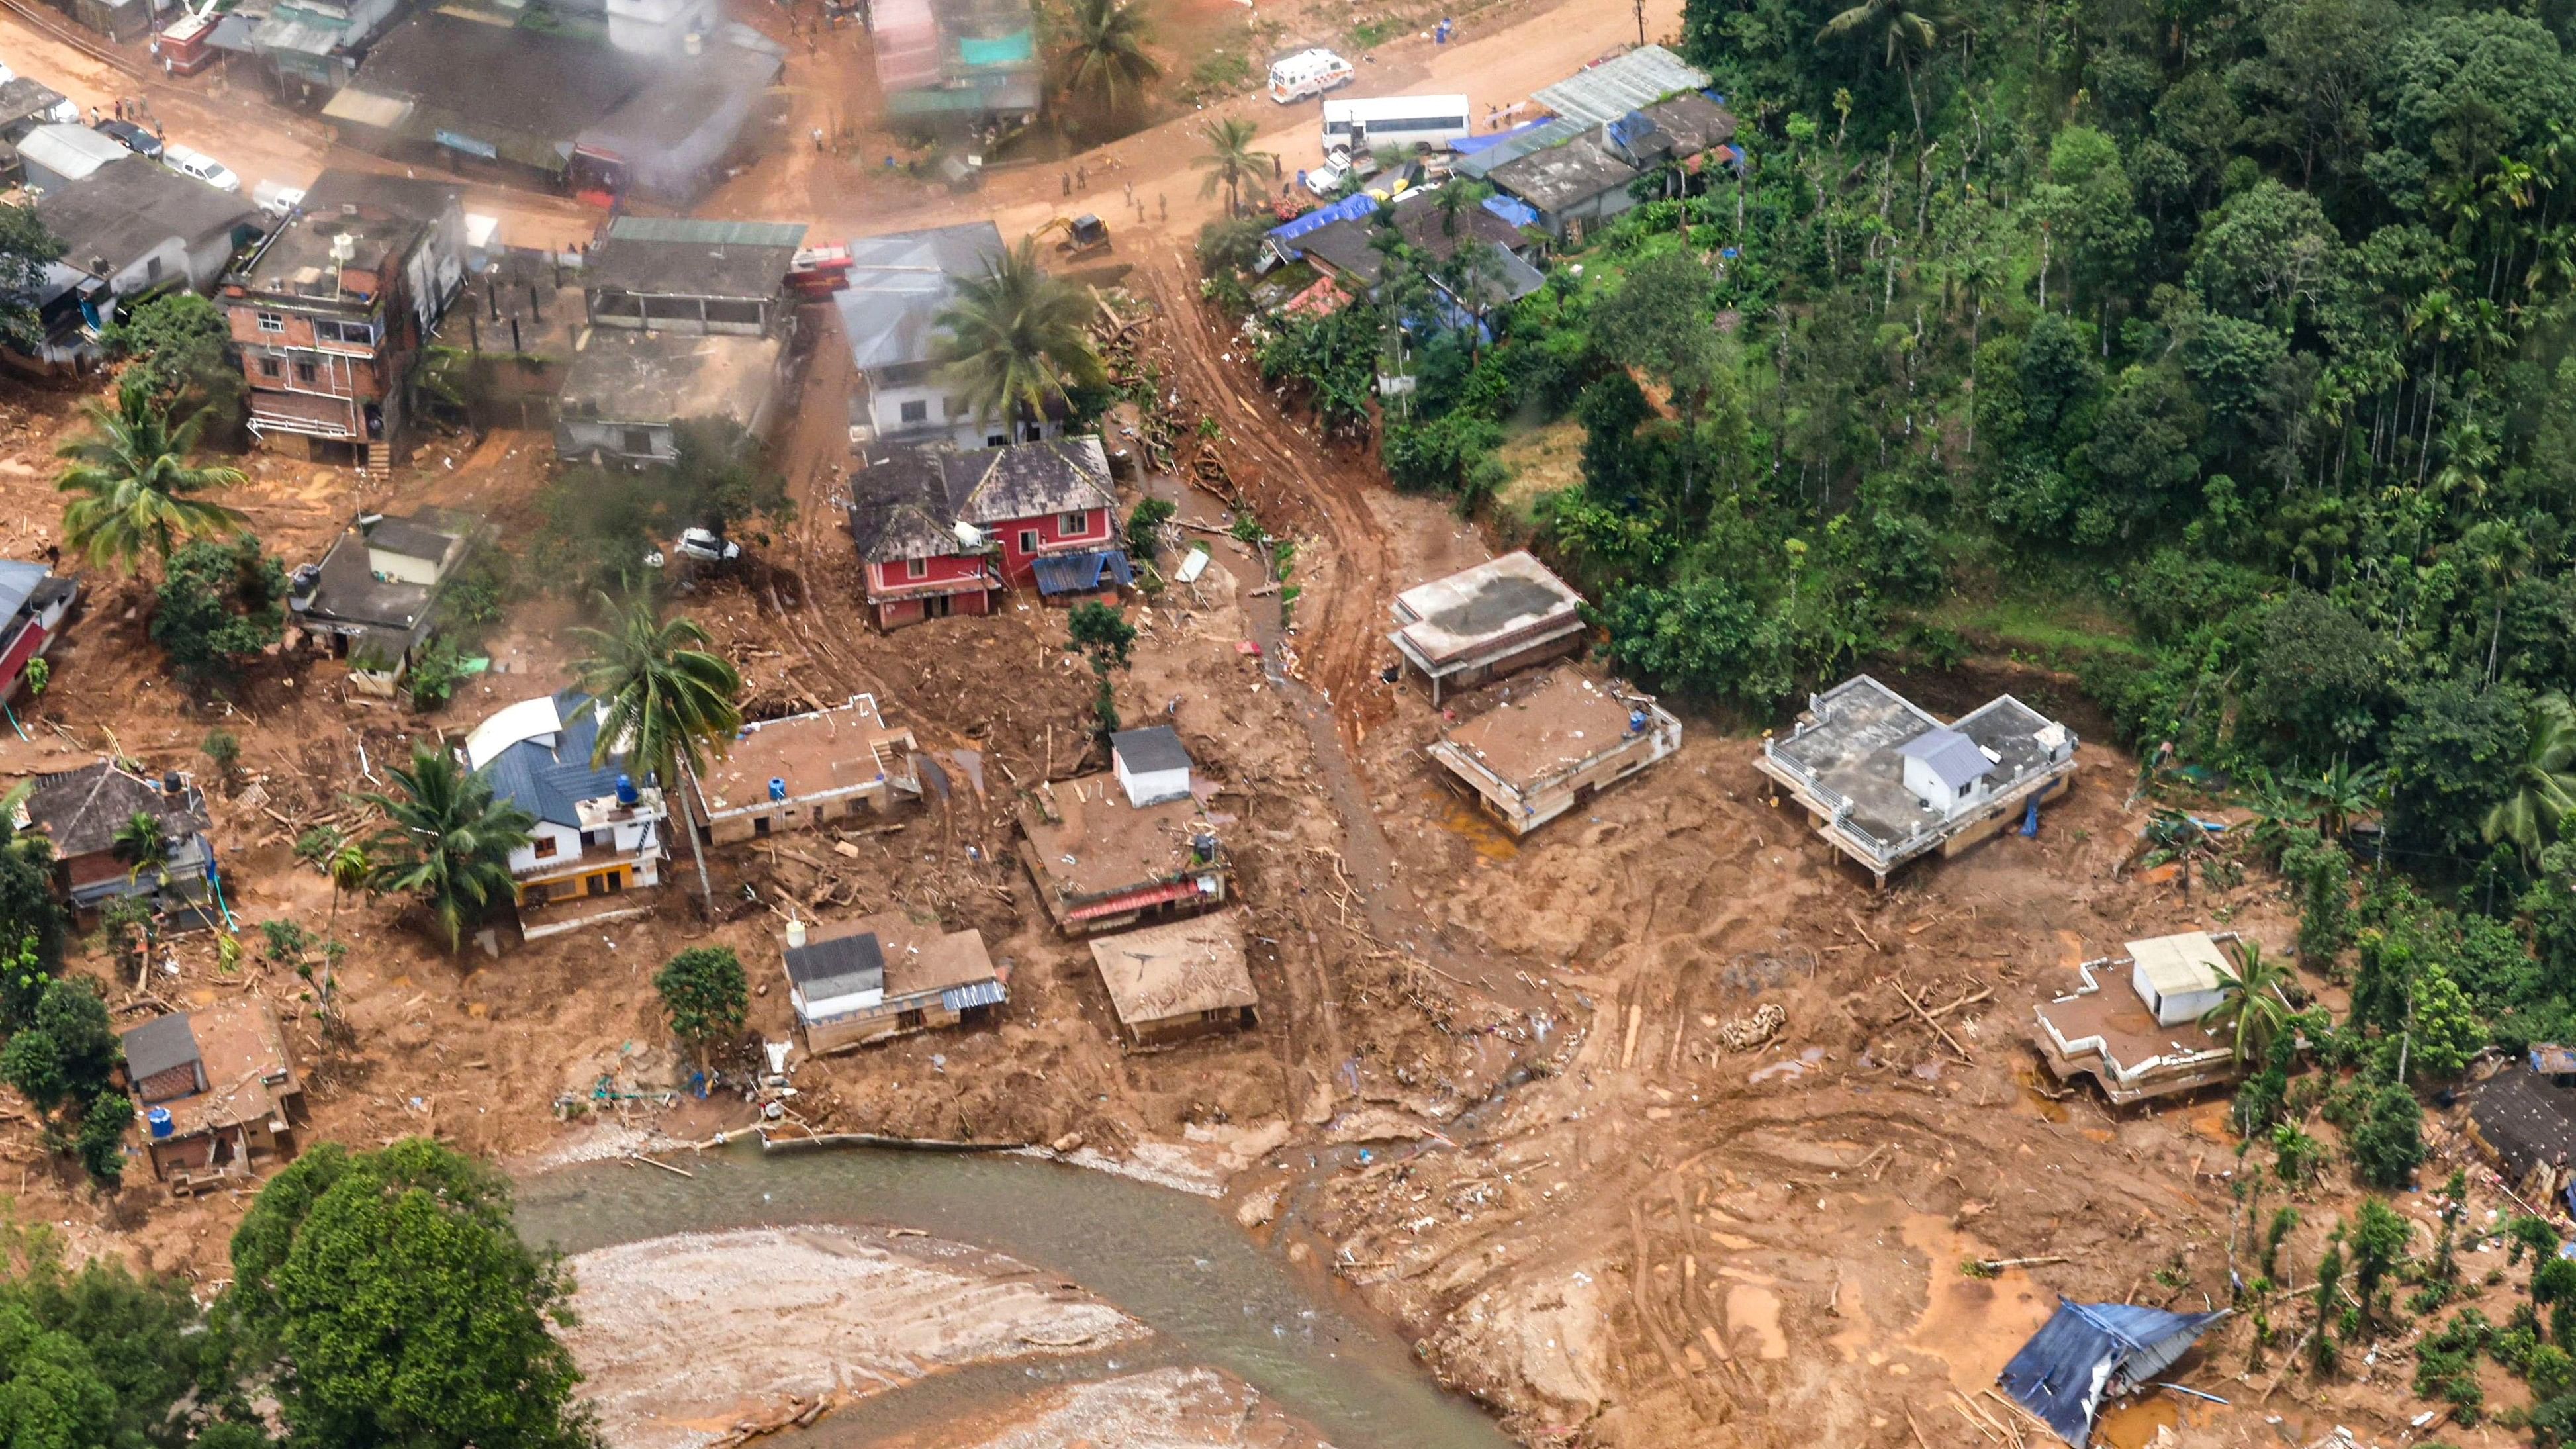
[812,126,826,151]
[1062,171,1071,197]
[1076,164,1087,189]
[1157,193,1166,221]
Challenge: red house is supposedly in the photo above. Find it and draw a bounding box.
[848,438,1125,630]
[0,560,75,703]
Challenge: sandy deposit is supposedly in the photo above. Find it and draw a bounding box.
[932,1367,1332,1449]
[561,1226,1146,1449]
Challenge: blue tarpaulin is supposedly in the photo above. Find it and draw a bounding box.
[1267,193,1380,252]
[1450,117,1556,155]
[1032,549,1135,597]
[1998,1301,2227,1446]
[1481,193,1539,229]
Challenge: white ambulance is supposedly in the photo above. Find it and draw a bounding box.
[1268,48,1355,103]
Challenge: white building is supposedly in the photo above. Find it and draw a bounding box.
[1111,727,1193,808]
[465,691,667,929]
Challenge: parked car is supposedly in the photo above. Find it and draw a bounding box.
[161,144,238,192]
[93,118,161,160]
[251,179,304,218]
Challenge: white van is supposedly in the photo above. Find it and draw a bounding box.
[1269,48,1354,104]
[161,144,240,193]
[1321,95,1473,158]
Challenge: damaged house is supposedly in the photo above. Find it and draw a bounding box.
[845,437,1125,626]
[465,691,667,932]
[779,911,1006,1053]
[1017,727,1228,935]
[2030,931,2251,1106]
[1756,674,2079,886]
[1087,910,1258,1049]
[557,217,805,467]
[287,508,477,687]
[692,694,919,845]
[18,759,219,921]
[1428,669,1682,835]
[120,1002,304,1195]
[1388,551,1587,705]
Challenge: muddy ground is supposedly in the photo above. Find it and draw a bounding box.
[0,0,2532,1442]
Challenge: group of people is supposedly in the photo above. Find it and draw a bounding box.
[89,97,161,134]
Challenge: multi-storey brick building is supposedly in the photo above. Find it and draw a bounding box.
[217,170,464,473]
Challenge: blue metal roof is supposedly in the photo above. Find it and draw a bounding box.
[1999,1301,2226,1445]
[1032,549,1134,597]
[1453,119,1583,179]
[1267,193,1380,250]
[1449,117,1555,156]
[941,978,1007,1011]
[1481,194,1539,230]
[481,690,642,829]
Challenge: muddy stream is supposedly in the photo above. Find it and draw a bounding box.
[517,1142,1515,1447]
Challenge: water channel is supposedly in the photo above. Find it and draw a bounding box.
[515,1142,1517,1448]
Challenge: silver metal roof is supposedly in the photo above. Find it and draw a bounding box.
[1531,45,1712,127]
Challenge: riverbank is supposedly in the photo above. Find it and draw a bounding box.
[561,1226,1144,1449]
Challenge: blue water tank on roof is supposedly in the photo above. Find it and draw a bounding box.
[146,1107,173,1139]
[769,778,788,802]
[615,774,639,806]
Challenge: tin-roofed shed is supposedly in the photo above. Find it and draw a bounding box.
[1998,1301,2225,1446]
[1530,44,1712,126]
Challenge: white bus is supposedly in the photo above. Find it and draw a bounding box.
[1269,48,1354,103]
[1321,95,1473,158]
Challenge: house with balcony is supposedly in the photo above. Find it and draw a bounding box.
[19,156,261,371]
[847,437,1121,626]
[2030,932,2251,1106]
[465,690,667,933]
[218,169,465,472]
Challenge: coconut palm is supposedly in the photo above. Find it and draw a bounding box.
[933,235,1106,433]
[569,591,743,916]
[1052,0,1161,119]
[1428,177,1493,238]
[1193,117,1276,216]
[360,747,535,955]
[54,376,248,575]
[2199,940,2298,1068]
[1816,0,1939,136]
[2483,692,2576,870]
[110,810,171,888]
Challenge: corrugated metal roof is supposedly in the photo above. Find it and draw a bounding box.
[941,978,1007,1011]
[604,216,809,249]
[1999,1301,2226,1444]
[1531,44,1711,127]
[1453,119,1583,179]
[1896,726,1992,790]
[1032,548,1135,596]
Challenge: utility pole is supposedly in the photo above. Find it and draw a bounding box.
[1633,0,1645,46]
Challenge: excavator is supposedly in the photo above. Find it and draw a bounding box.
[1035,214,1113,261]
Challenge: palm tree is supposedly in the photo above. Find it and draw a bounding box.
[111,810,171,888]
[360,747,535,955]
[2483,693,2576,870]
[327,841,369,931]
[2200,940,2298,1068]
[1428,177,1493,238]
[1052,0,1160,120]
[933,236,1107,436]
[569,592,743,917]
[1816,0,1938,138]
[1193,117,1276,217]
[54,376,248,575]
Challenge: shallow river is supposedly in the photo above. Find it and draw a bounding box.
[516,1142,1516,1448]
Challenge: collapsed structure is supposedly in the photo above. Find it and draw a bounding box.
[2030,931,2247,1105]
[1387,551,1587,705]
[2467,1047,2576,1209]
[1017,727,1228,935]
[1998,1300,2227,1446]
[1756,675,2079,885]
[0,559,76,703]
[845,438,1125,627]
[1086,910,1258,1049]
[1428,668,1680,835]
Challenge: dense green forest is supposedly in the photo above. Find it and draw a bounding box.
[1238,0,2576,927]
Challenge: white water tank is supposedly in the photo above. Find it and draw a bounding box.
[786,917,807,949]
